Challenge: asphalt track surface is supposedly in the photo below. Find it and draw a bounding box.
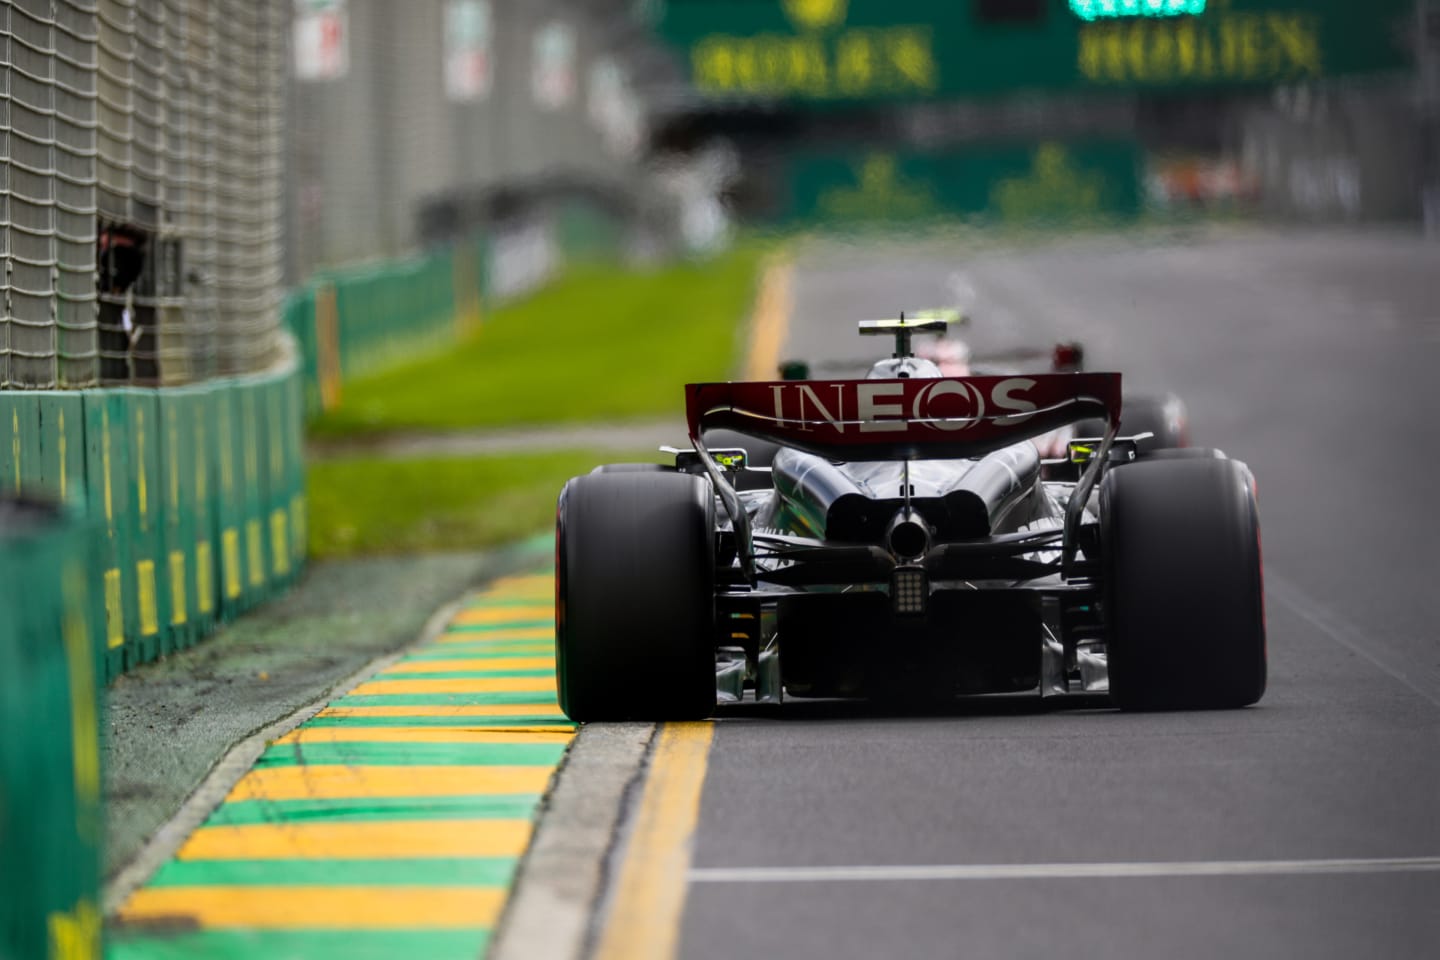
[674,227,1440,959]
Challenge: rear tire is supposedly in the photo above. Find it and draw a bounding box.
[592,463,675,474]
[556,471,717,721]
[1101,457,1266,710]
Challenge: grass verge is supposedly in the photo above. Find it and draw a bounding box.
[307,449,654,559]
[310,244,766,440]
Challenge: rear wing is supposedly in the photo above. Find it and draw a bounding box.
[686,373,1121,462]
[685,373,1122,584]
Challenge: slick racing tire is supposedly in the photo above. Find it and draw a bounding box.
[556,471,716,722]
[592,463,675,474]
[1100,456,1266,711]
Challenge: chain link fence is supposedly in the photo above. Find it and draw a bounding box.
[1,0,287,390]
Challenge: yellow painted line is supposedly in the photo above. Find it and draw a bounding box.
[309,724,571,736]
[595,723,715,960]
[451,605,553,626]
[273,727,574,746]
[437,628,554,644]
[743,257,795,381]
[317,704,567,719]
[386,656,555,674]
[118,885,506,930]
[177,819,532,861]
[225,764,554,801]
[351,677,556,696]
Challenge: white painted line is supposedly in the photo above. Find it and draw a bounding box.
[689,856,1440,884]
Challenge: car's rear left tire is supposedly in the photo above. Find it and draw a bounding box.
[555,471,717,721]
[1100,456,1266,710]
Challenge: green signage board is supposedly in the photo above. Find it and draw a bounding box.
[775,140,1143,225]
[654,0,1414,103]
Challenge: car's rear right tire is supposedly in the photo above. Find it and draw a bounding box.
[555,471,717,722]
[1100,456,1266,710]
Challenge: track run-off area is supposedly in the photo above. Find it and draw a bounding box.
[107,227,1439,960]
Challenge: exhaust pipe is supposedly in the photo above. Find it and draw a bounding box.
[886,508,931,561]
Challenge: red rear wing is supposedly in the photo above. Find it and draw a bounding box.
[686,373,1122,461]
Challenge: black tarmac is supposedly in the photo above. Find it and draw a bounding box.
[678,226,1440,960]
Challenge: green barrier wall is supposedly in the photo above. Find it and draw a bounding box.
[1,356,306,682]
[284,216,630,420]
[286,236,487,416]
[0,498,103,960]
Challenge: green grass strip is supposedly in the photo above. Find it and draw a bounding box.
[306,715,574,729]
[306,451,604,559]
[256,741,568,768]
[309,244,764,439]
[107,929,488,960]
[332,692,558,707]
[206,795,544,826]
[145,857,519,888]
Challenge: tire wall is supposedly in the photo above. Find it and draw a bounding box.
[0,502,103,959]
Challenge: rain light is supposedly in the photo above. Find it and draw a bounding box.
[892,567,929,618]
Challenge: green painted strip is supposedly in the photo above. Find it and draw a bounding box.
[206,794,544,826]
[257,741,568,768]
[333,692,558,707]
[401,645,554,661]
[307,715,574,729]
[443,620,553,633]
[107,928,489,960]
[408,653,554,662]
[376,669,554,680]
[146,857,520,888]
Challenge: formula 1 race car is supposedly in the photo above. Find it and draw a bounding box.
[554,317,1266,721]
